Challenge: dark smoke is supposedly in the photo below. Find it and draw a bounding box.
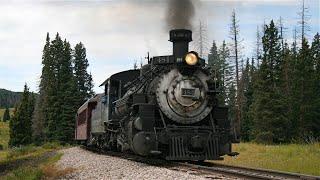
[166,0,195,30]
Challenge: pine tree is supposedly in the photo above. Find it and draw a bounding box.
[240,59,255,141]
[247,58,256,140]
[87,72,94,97]
[207,41,233,106]
[9,84,33,147]
[208,41,219,67]
[218,41,233,105]
[227,83,237,128]
[3,107,10,122]
[208,41,222,102]
[310,33,320,138]
[73,42,94,107]
[44,33,65,141]
[28,93,35,136]
[251,21,290,143]
[311,33,320,77]
[32,96,45,144]
[34,32,94,144]
[292,37,318,141]
[33,33,55,143]
[55,39,78,143]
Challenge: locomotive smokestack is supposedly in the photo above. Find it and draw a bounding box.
[169,29,192,61]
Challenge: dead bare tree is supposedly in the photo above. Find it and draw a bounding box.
[255,26,262,68]
[292,27,298,54]
[193,20,209,58]
[298,0,311,45]
[229,10,242,140]
[278,16,288,54]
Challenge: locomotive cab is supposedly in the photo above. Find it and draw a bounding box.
[99,70,140,120]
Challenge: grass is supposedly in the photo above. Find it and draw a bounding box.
[0,108,14,121]
[0,143,73,180]
[0,142,64,165]
[211,143,320,176]
[0,108,73,179]
[40,153,75,179]
[2,152,74,180]
[0,108,14,150]
[3,167,43,180]
[0,121,9,150]
[0,109,4,120]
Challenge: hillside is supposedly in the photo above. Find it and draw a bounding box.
[0,89,22,108]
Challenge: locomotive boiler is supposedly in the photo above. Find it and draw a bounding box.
[75,29,239,161]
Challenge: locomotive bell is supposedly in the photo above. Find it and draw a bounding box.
[169,29,192,62]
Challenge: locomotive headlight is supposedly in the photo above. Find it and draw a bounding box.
[185,52,198,65]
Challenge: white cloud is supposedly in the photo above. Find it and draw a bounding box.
[0,1,171,92]
[0,0,318,92]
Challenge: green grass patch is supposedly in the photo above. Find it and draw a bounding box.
[0,108,14,121]
[0,109,4,120]
[6,145,39,160]
[0,108,72,179]
[0,142,63,165]
[40,153,75,179]
[211,143,320,176]
[0,108,14,149]
[3,167,43,180]
[2,153,67,180]
[0,144,72,180]
[41,141,63,150]
[0,121,10,150]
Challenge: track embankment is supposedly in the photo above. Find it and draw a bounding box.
[57,147,320,179]
[56,147,236,179]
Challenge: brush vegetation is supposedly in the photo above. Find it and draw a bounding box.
[0,142,73,180]
[212,143,320,176]
[0,108,14,122]
[0,122,72,179]
[0,121,10,150]
[2,152,73,180]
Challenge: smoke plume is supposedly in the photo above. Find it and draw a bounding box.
[166,0,195,30]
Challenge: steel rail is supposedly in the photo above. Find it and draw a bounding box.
[181,162,320,180]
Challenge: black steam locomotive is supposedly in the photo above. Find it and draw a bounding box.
[75,29,239,161]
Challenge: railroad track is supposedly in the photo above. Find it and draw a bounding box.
[81,146,320,180]
[181,161,320,180]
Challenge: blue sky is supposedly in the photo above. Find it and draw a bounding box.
[0,0,319,93]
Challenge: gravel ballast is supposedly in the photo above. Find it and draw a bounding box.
[56,147,236,179]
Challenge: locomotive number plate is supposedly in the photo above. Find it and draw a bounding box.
[181,88,195,97]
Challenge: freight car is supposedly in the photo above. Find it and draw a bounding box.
[75,29,239,161]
